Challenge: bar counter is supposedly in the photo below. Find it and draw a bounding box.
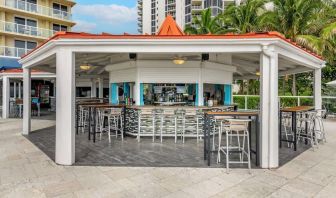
[125,105,235,138]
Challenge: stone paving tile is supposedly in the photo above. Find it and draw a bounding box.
[0,118,336,197]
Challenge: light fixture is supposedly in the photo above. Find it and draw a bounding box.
[256,70,260,76]
[80,62,91,71]
[173,57,185,65]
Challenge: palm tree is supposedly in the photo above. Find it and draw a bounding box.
[259,0,336,95]
[222,0,269,34]
[184,8,224,34]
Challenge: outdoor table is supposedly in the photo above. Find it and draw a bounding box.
[85,104,126,143]
[203,111,260,167]
[279,106,314,151]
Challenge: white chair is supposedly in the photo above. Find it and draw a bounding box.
[217,118,252,173]
[138,108,155,142]
[159,108,177,143]
[315,109,327,143]
[182,109,200,143]
[79,106,90,133]
[297,111,318,150]
[107,108,124,143]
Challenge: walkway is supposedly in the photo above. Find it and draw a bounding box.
[0,118,336,197]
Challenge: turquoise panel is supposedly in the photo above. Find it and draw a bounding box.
[111,83,119,104]
[140,83,144,106]
[224,84,232,105]
[123,82,130,98]
[195,84,199,106]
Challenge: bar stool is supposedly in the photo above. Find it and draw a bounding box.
[108,108,124,143]
[138,108,156,142]
[79,106,90,133]
[182,109,199,143]
[282,112,294,148]
[217,118,252,173]
[315,109,327,143]
[297,111,318,149]
[159,108,177,143]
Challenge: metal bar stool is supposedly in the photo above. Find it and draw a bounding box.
[297,111,318,149]
[217,118,252,173]
[138,108,156,142]
[159,108,177,143]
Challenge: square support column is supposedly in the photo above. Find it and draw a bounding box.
[259,49,279,168]
[91,79,97,98]
[2,76,10,119]
[23,68,31,135]
[98,78,104,98]
[55,50,75,165]
[18,82,22,99]
[314,68,322,110]
[13,82,17,98]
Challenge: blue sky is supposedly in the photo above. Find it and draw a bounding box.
[72,0,137,34]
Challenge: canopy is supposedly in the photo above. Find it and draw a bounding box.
[0,57,21,70]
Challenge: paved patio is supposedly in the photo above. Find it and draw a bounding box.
[1,118,336,197]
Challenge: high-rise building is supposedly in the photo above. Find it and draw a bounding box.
[138,0,243,35]
[0,0,76,69]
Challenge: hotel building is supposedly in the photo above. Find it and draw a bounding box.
[0,0,76,119]
[0,0,76,68]
[137,0,243,34]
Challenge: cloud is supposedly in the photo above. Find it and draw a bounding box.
[72,20,97,32]
[73,4,137,25]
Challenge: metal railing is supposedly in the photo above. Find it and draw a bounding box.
[0,21,56,38]
[233,95,336,113]
[4,0,72,21]
[0,46,30,58]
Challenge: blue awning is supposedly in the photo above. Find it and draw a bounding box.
[0,57,21,70]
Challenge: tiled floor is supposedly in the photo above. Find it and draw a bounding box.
[25,116,309,168]
[1,117,336,197]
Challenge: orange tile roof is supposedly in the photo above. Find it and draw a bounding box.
[0,69,45,74]
[21,17,323,60]
[157,15,184,36]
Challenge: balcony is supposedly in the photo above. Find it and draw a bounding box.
[0,46,30,58]
[0,21,56,39]
[4,0,72,21]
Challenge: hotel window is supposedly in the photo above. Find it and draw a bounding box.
[53,3,68,17]
[14,17,37,35]
[14,40,37,57]
[16,0,37,12]
[53,24,68,32]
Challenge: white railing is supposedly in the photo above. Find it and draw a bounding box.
[233,95,336,112]
[0,46,30,58]
[4,0,72,21]
[0,21,55,38]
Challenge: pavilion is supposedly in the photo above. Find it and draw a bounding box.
[19,16,325,169]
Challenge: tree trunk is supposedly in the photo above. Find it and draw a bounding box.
[292,74,297,96]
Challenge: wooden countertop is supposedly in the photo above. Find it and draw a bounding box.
[206,111,259,116]
[281,106,314,112]
[126,105,235,110]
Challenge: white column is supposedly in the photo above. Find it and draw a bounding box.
[98,77,104,98]
[259,48,279,168]
[18,82,22,99]
[198,63,204,106]
[55,50,75,165]
[314,68,322,110]
[13,82,17,99]
[23,68,31,135]
[90,79,97,98]
[2,76,10,119]
[134,81,140,105]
